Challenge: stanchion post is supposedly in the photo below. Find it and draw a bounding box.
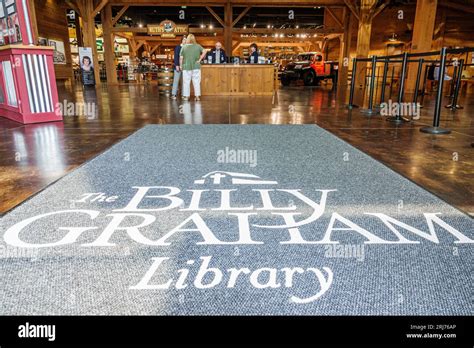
[446,63,458,98]
[388,65,395,100]
[420,47,451,134]
[379,59,389,106]
[419,63,429,108]
[347,58,359,109]
[387,52,410,123]
[361,55,378,115]
[413,58,424,105]
[446,59,464,110]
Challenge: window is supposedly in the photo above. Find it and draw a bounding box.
[3,60,18,107]
[297,54,314,61]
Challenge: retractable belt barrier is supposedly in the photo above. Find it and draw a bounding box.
[347,47,474,136]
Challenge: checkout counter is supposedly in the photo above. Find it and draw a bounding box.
[201,63,278,96]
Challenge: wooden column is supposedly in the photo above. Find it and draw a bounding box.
[434,8,446,50]
[406,0,438,92]
[102,4,117,84]
[224,1,233,55]
[77,0,101,86]
[338,8,352,90]
[354,0,377,102]
[75,12,83,47]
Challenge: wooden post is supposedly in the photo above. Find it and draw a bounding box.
[102,4,117,84]
[338,8,352,90]
[354,0,377,102]
[75,12,83,47]
[406,0,438,92]
[434,8,446,50]
[224,1,233,56]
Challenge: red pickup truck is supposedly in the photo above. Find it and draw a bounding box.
[281,52,338,86]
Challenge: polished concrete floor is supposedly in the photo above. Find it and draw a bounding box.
[0,82,473,215]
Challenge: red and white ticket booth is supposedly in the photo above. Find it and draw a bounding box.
[0,0,61,124]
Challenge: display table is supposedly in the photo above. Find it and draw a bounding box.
[201,64,277,96]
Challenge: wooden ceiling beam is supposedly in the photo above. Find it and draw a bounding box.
[232,6,252,27]
[234,28,342,34]
[112,5,130,26]
[325,7,343,28]
[150,44,162,54]
[92,0,109,16]
[108,0,345,7]
[111,27,338,35]
[343,0,360,21]
[440,0,474,14]
[111,27,224,33]
[372,0,390,18]
[65,0,81,16]
[206,6,225,27]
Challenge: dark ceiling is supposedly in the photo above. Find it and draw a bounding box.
[67,6,325,29]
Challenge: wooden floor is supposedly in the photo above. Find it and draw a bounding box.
[0,82,473,215]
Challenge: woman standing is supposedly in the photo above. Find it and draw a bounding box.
[179,34,207,101]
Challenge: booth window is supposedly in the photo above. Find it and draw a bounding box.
[2,61,18,107]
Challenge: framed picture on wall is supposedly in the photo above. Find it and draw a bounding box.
[48,39,67,65]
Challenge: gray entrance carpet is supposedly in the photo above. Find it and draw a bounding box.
[0,125,473,315]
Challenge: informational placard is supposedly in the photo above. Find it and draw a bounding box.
[48,39,67,64]
[79,47,95,86]
[0,0,21,45]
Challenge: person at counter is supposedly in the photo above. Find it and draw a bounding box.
[171,35,187,100]
[208,42,227,64]
[248,43,259,64]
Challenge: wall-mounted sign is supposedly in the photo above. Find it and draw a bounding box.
[48,39,66,65]
[148,20,188,38]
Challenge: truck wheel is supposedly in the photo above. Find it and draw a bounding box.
[303,71,316,86]
[281,77,291,86]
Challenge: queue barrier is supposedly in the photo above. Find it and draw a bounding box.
[347,46,474,135]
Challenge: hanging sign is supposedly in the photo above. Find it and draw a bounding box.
[148,20,188,38]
